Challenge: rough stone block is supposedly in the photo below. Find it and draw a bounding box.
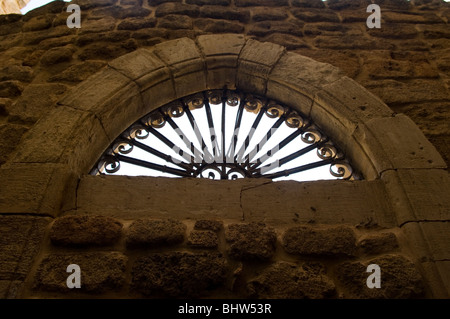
[117,17,156,30]
[358,232,399,255]
[291,8,339,23]
[282,225,357,257]
[0,163,77,216]
[157,14,192,29]
[155,2,199,17]
[187,230,218,248]
[248,20,304,37]
[0,124,28,165]
[194,18,244,33]
[79,17,116,34]
[0,80,23,98]
[49,61,107,83]
[0,65,33,82]
[292,0,325,8]
[0,216,50,281]
[200,5,250,22]
[225,222,277,260]
[235,0,288,6]
[50,215,123,246]
[126,219,186,247]
[251,7,288,21]
[335,255,424,298]
[194,220,223,232]
[131,252,227,297]
[186,0,229,5]
[7,83,67,123]
[247,261,336,299]
[262,33,308,50]
[34,252,127,293]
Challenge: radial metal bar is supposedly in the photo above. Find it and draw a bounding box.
[250,129,304,169]
[146,126,194,163]
[163,113,203,163]
[204,99,221,159]
[246,116,285,164]
[235,108,265,163]
[257,158,334,179]
[117,154,192,177]
[226,99,245,161]
[131,139,194,172]
[184,105,213,162]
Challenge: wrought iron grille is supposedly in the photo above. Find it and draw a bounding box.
[91,90,357,181]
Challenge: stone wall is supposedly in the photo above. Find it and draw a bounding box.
[0,0,449,299]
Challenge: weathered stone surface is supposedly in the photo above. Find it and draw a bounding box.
[0,80,23,98]
[194,18,244,33]
[7,83,67,123]
[0,216,50,282]
[382,169,450,224]
[194,220,223,232]
[356,114,447,171]
[0,124,28,165]
[247,261,336,299]
[383,11,441,24]
[117,17,156,30]
[92,5,151,19]
[79,17,116,34]
[157,14,192,29]
[49,60,107,82]
[262,33,308,50]
[418,25,450,39]
[22,25,74,45]
[0,98,10,116]
[291,8,340,23]
[241,180,395,226]
[40,46,74,66]
[149,0,182,5]
[314,35,394,50]
[155,2,199,17]
[126,219,186,247]
[188,230,218,248]
[248,20,304,37]
[78,41,137,61]
[358,232,399,255]
[368,23,418,39]
[77,175,267,219]
[292,0,325,8]
[327,0,370,9]
[251,7,288,21]
[364,79,449,105]
[235,0,288,6]
[76,31,131,46]
[22,15,53,32]
[200,5,250,22]
[74,0,117,10]
[131,252,227,297]
[50,215,123,246]
[34,252,127,293]
[225,223,277,260]
[335,255,424,298]
[0,163,77,216]
[282,225,357,257]
[186,0,229,5]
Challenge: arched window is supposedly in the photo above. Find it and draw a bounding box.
[91,89,356,182]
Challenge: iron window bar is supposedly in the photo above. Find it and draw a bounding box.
[91,90,357,181]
